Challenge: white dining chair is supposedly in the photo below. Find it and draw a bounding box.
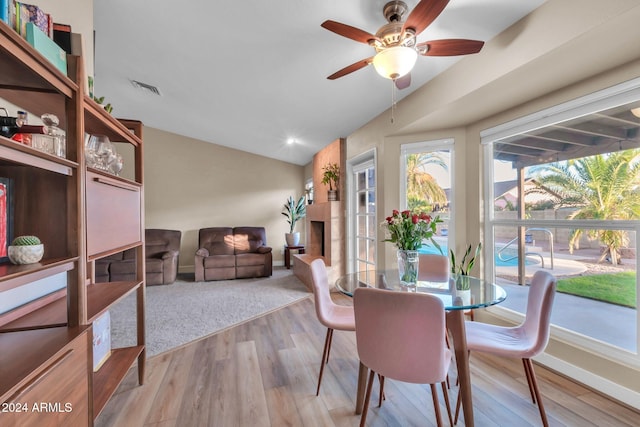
[455,270,557,426]
[309,258,355,395]
[354,287,453,427]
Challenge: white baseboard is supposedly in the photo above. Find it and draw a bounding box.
[535,353,640,411]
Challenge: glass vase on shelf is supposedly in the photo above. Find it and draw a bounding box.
[397,249,419,287]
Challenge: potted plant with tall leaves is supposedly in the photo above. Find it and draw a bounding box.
[449,243,482,305]
[282,195,306,246]
[321,162,340,201]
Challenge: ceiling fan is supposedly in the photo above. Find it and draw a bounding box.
[322,0,485,89]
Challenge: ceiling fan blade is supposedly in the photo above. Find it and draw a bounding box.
[321,20,381,44]
[395,73,411,90]
[327,57,374,80]
[417,39,484,56]
[402,0,450,36]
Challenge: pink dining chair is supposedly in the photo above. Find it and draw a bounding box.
[353,287,453,427]
[455,270,557,427]
[418,253,450,282]
[309,258,355,396]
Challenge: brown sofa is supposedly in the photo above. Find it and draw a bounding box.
[95,229,181,286]
[195,227,272,281]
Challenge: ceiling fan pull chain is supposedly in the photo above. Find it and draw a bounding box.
[391,79,396,124]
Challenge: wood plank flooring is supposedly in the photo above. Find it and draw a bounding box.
[96,293,639,426]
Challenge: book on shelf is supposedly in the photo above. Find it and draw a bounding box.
[0,0,9,25]
[53,22,71,54]
[15,2,48,37]
[93,311,111,372]
[25,22,67,75]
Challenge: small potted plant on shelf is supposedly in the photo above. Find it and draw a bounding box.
[282,195,306,247]
[8,235,44,264]
[91,94,113,114]
[321,162,340,201]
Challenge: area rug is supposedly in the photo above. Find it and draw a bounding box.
[109,268,310,357]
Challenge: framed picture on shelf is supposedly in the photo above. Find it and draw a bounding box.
[0,177,14,263]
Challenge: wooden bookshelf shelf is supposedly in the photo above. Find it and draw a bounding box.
[93,345,144,417]
[0,138,76,175]
[0,258,76,292]
[86,280,142,323]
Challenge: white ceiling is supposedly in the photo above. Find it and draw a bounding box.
[93,0,547,166]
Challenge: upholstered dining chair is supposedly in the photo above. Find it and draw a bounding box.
[309,258,356,396]
[353,287,453,427]
[418,253,450,282]
[455,270,557,427]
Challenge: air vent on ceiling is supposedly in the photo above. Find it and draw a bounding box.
[130,79,162,96]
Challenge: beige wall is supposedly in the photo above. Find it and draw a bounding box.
[143,127,305,271]
[345,0,640,405]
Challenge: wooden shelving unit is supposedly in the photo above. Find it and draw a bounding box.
[0,19,145,425]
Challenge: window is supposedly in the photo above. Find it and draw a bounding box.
[352,160,376,274]
[400,139,453,254]
[483,78,640,357]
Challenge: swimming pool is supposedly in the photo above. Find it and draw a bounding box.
[419,243,539,267]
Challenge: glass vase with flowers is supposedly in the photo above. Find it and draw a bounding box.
[382,210,443,286]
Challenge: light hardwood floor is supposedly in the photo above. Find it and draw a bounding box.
[96,293,639,426]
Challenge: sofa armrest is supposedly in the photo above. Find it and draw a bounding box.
[194,248,209,282]
[195,248,209,257]
[256,246,272,254]
[161,250,180,260]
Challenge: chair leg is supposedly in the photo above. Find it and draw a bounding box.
[316,328,333,396]
[326,328,334,362]
[378,375,385,407]
[523,358,549,427]
[441,381,454,427]
[522,358,537,404]
[454,383,462,425]
[430,383,444,427]
[360,369,376,427]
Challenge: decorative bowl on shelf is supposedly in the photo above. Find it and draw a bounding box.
[8,244,44,264]
[7,235,44,264]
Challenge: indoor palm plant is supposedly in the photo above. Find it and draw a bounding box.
[321,162,340,201]
[381,209,442,286]
[282,195,306,246]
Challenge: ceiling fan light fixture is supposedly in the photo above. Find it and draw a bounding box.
[372,46,417,80]
[631,107,640,118]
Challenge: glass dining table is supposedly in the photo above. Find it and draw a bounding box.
[336,270,507,427]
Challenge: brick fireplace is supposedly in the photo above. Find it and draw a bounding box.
[292,201,344,289]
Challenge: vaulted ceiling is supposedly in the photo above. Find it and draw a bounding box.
[93,0,547,166]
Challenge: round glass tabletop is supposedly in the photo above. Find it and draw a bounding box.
[335,270,507,311]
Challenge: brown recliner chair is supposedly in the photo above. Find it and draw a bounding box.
[95,249,137,283]
[195,226,272,281]
[145,229,181,286]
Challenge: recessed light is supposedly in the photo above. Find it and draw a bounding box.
[287,138,296,145]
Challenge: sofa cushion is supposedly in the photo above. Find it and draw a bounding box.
[203,254,235,269]
[110,258,136,276]
[200,227,234,256]
[233,227,267,254]
[236,252,268,267]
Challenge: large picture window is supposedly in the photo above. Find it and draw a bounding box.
[483,79,640,359]
[401,139,453,254]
